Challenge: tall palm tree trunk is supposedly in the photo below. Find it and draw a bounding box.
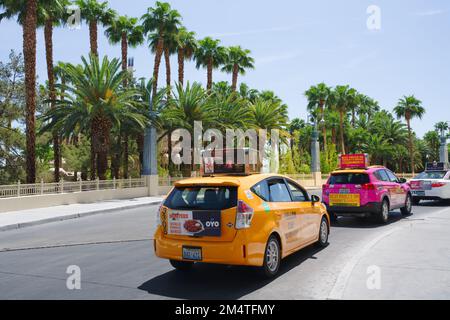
[123,134,129,179]
[231,64,239,91]
[89,20,98,56]
[121,32,128,86]
[406,118,415,174]
[152,37,164,97]
[44,19,60,182]
[90,137,96,180]
[339,110,346,155]
[164,46,171,97]
[24,0,37,183]
[206,58,213,91]
[177,48,184,85]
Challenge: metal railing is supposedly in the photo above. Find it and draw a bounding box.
[158,176,185,186]
[0,177,146,199]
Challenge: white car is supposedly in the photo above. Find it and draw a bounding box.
[410,169,450,204]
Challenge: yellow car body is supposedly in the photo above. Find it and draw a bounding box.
[154,173,330,271]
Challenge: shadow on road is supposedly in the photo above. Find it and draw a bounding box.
[331,210,411,229]
[138,244,326,299]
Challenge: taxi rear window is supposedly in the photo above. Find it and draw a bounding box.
[164,186,238,210]
[329,173,370,185]
[414,171,448,180]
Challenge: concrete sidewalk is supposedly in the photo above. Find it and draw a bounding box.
[0,196,164,232]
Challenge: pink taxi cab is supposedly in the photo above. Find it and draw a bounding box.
[322,154,412,223]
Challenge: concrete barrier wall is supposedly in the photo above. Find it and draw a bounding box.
[0,187,149,213]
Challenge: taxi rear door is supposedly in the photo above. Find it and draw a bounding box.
[266,178,303,252]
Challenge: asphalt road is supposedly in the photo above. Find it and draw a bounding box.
[1,192,450,300]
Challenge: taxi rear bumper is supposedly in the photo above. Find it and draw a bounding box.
[153,228,264,267]
[325,202,382,216]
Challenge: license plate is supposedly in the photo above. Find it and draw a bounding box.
[339,188,350,194]
[412,191,425,196]
[182,246,202,261]
[422,181,432,190]
[329,193,360,207]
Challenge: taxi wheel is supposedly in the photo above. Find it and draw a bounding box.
[169,259,194,271]
[316,216,329,247]
[261,235,281,278]
[401,194,413,216]
[377,199,390,224]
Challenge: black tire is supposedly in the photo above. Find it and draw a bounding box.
[412,197,421,206]
[316,216,329,247]
[377,199,390,224]
[401,193,413,216]
[169,259,194,271]
[261,235,281,278]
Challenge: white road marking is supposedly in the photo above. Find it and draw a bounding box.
[327,226,401,300]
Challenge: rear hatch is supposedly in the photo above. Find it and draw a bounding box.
[324,172,372,207]
[161,183,238,242]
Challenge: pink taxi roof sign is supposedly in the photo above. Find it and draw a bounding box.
[338,153,369,169]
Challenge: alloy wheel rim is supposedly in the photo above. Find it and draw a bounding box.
[320,220,328,243]
[266,240,279,272]
[406,196,412,212]
[383,202,389,220]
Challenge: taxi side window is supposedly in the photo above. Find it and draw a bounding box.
[385,170,399,183]
[251,181,270,201]
[286,181,308,202]
[374,170,389,182]
[267,179,292,202]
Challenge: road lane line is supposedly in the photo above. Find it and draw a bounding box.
[327,226,401,300]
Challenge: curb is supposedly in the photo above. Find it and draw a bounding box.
[0,200,162,233]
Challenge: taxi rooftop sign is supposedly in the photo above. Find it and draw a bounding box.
[425,162,449,171]
[338,153,370,169]
[200,148,258,176]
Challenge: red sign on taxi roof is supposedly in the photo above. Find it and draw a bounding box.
[339,153,369,169]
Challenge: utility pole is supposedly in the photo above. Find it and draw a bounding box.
[439,121,449,164]
[310,112,322,187]
[142,88,159,197]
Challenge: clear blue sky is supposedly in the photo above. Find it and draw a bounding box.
[1,0,449,137]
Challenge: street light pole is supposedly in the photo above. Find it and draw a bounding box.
[310,112,322,187]
[142,82,159,196]
[439,121,449,164]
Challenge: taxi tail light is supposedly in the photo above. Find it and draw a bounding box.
[236,200,254,229]
[432,182,446,188]
[362,183,376,190]
[156,204,162,226]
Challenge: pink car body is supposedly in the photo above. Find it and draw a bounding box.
[322,166,412,221]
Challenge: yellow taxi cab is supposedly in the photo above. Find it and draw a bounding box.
[154,150,330,277]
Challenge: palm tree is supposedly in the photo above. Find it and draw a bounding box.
[435,121,449,137]
[105,15,144,87]
[0,0,38,183]
[141,1,181,97]
[195,37,226,91]
[238,83,259,102]
[75,0,116,56]
[332,85,357,155]
[40,55,148,180]
[305,83,331,151]
[221,46,255,91]
[38,0,68,182]
[164,82,211,175]
[148,31,177,95]
[394,95,425,174]
[175,26,197,85]
[105,16,144,177]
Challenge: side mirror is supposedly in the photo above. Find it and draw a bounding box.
[311,195,321,203]
[399,178,407,184]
